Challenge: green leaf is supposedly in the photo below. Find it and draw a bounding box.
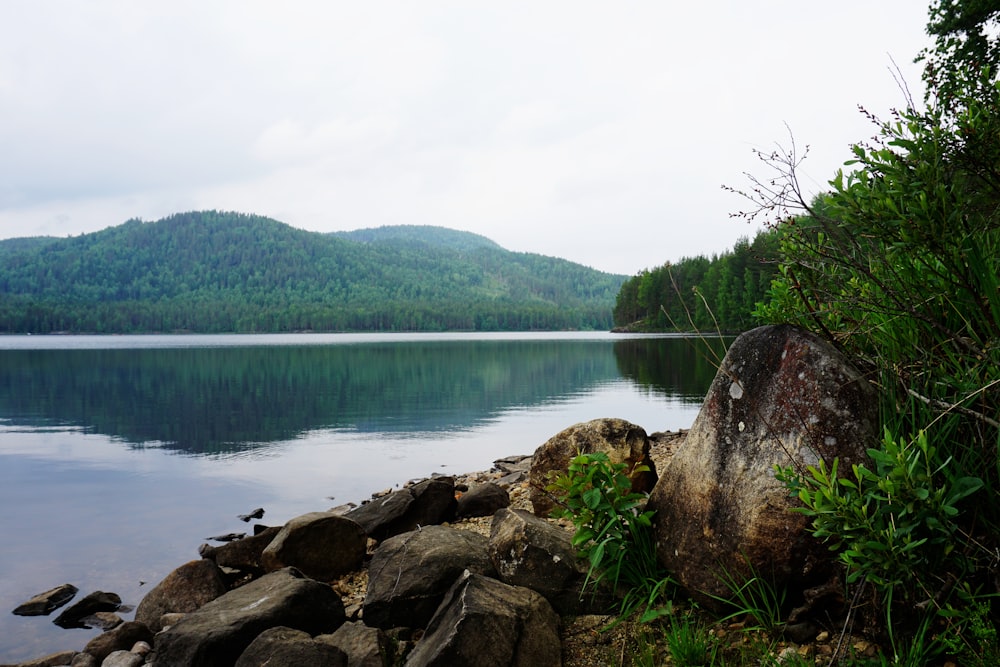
[589,542,606,569]
[582,487,603,510]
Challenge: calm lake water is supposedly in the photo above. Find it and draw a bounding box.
[0,332,724,662]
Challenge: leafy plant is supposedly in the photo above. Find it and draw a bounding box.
[733,30,1000,656]
[776,428,985,660]
[546,451,672,621]
[939,599,1000,667]
[776,429,982,600]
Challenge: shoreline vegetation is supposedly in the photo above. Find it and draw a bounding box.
[618,4,1000,662]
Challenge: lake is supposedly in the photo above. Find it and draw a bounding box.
[0,332,724,662]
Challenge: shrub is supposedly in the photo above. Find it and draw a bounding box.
[730,46,1000,662]
[546,451,672,621]
[776,429,982,599]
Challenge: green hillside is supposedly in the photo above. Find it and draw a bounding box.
[333,225,502,252]
[0,211,625,333]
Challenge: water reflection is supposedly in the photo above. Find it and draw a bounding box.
[0,334,719,663]
[0,337,717,455]
[613,335,729,401]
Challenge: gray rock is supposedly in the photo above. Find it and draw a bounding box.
[135,559,228,633]
[488,507,613,615]
[455,482,510,519]
[205,532,246,542]
[4,650,78,667]
[260,512,366,581]
[237,508,265,522]
[233,626,347,667]
[345,477,456,542]
[83,621,154,663]
[153,567,345,667]
[363,525,496,630]
[529,418,657,517]
[198,525,282,577]
[53,591,122,629]
[99,651,143,667]
[316,621,392,667]
[405,570,561,667]
[129,641,151,657]
[71,653,98,667]
[493,455,532,474]
[12,584,78,616]
[77,612,123,631]
[496,470,528,486]
[158,612,186,629]
[647,324,877,608]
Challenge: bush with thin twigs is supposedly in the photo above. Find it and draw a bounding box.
[731,56,1000,667]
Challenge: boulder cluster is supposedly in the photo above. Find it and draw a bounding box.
[6,325,878,667]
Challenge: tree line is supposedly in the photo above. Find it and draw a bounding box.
[0,212,624,333]
[611,230,780,333]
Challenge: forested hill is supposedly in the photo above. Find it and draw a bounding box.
[333,225,503,252]
[612,230,781,333]
[0,211,626,333]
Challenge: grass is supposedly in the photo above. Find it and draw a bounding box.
[664,612,717,666]
[710,556,787,635]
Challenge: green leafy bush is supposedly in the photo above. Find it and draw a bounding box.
[734,36,1000,661]
[776,428,983,657]
[546,451,672,621]
[777,429,982,597]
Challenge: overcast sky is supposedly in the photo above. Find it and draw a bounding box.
[0,2,932,275]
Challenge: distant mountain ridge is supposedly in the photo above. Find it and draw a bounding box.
[0,210,625,333]
[333,225,503,252]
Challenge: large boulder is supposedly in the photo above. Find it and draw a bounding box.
[488,508,613,615]
[233,626,348,667]
[260,512,366,581]
[647,324,877,608]
[529,418,657,517]
[405,570,561,667]
[345,477,457,542]
[135,559,227,632]
[363,525,496,630]
[153,567,345,667]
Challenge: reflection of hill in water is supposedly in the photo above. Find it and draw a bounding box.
[0,338,718,455]
[612,336,728,402]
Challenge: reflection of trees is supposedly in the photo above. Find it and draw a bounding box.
[0,341,626,454]
[612,336,728,401]
[0,338,720,455]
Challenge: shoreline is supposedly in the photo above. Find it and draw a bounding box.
[4,429,687,667]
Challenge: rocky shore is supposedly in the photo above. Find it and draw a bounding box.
[5,325,886,666]
[0,420,683,667]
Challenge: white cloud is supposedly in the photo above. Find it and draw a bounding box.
[0,1,931,274]
[252,116,400,164]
